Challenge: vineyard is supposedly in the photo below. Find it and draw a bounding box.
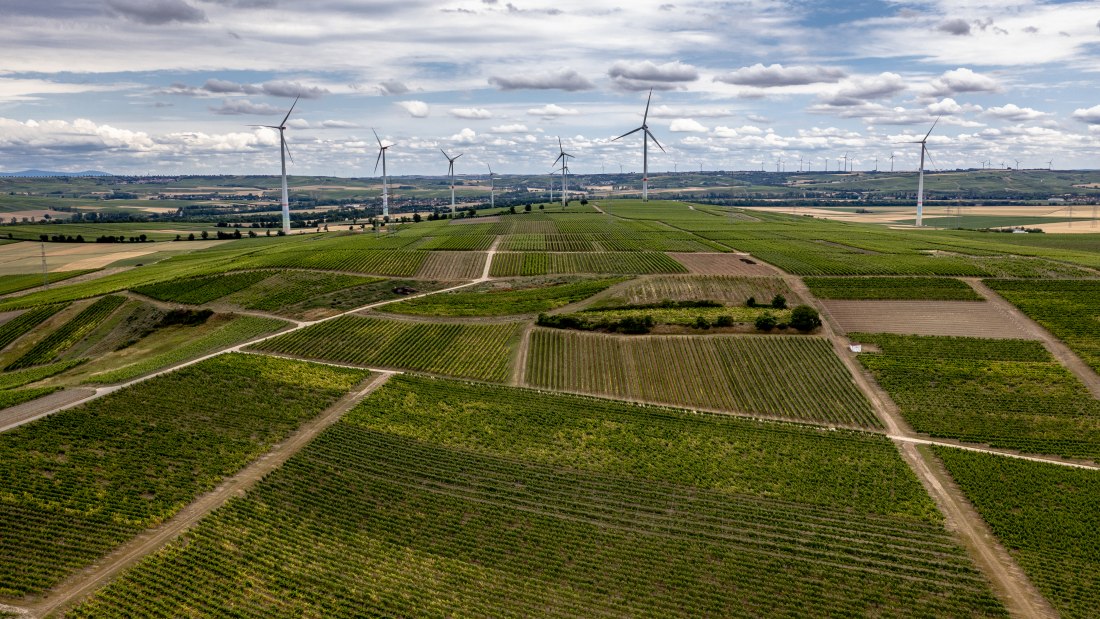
[489,252,687,276]
[0,353,368,597]
[525,329,878,427]
[413,251,487,279]
[5,296,126,370]
[805,276,982,300]
[985,279,1100,374]
[221,271,381,312]
[934,448,1100,619]
[133,270,274,305]
[250,315,523,381]
[854,333,1100,461]
[68,376,1006,618]
[588,275,797,309]
[0,304,67,351]
[383,277,624,317]
[0,270,94,296]
[82,315,288,384]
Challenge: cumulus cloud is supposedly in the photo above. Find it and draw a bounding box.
[489,69,593,91]
[715,63,847,87]
[490,123,528,133]
[450,107,492,119]
[527,104,578,118]
[608,60,698,91]
[395,100,430,118]
[985,104,1047,121]
[209,99,281,115]
[925,68,1001,97]
[450,128,478,144]
[261,80,327,99]
[106,0,205,25]
[669,118,707,133]
[937,19,971,36]
[1071,105,1100,124]
[819,73,906,107]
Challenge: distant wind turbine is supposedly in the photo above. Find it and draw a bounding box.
[841,152,849,173]
[486,164,496,210]
[249,94,299,234]
[555,137,574,208]
[373,128,394,221]
[1014,159,1021,171]
[889,154,895,172]
[441,149,463,215]
[612,89,664,202]
[1047,159,1053,171]
[903,118,939,227]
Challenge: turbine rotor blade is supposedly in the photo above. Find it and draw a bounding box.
[374,149,383,175]
[281,94,300,127]
[282,134,294,164]
[923,117,939,141]
[613,126,643,141]
[373,128,383,147]
[643,89,653,125]
[441,148,450,160]
[646,129,665,153]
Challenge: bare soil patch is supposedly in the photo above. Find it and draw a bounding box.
[823,300,1038,339]
[667,252,782,276]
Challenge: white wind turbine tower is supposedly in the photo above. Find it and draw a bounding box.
[890,154,895,172]
[250,94,299,235]
[613,89,664,202]
[1047,159,1053,171]
[903,118,939,228]
[1015,159,1021,171]
[842,152,849,173]
[373,129,394,221]
[441,149,463,215]
[486,164,496,210]
[555,137,575,208]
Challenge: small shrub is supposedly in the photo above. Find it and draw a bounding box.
[693,316,711,330]
[790,305,822,332]
[755,312,777,332]
[715,315,734,327]
[746,296,757,308]
[771,294,787,309]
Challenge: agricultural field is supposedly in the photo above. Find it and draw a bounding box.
[413,251,487,279]
[0,353,368,597]
[824,300,1035,339]
[68,376,1006,618]
[855,334,1100,461]
[985,279,1100,374]
[0,304,67,350]
[489,252,687,276]
[219,271,382,312]
[5,295,125,370]
[132,270,274,305]
[383,277,624,317]
[934,448,1100,619]
[0,270,95,296]
[250,315,523,381]
[587,275,798,309]
[805,276,983,300]
[666,252,782,276]
[526,329,878,427]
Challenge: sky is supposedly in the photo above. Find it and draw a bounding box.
[2,0,1100,176]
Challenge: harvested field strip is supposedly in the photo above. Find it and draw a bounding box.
[414,251,487,280]
[525,329,878,427]
[249,315,523,382]
[6,296,125,370]
[856,333,1100,461]
[0,353,368,598]
[935,447,1100,619]
[0,305,67,351]
[806,277,982,301]
[823,300,1036,339]
[69,376,1003,617]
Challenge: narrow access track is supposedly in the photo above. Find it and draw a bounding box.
[27,372,396,618]
[0,239,502,434]
[786,273,1058,619]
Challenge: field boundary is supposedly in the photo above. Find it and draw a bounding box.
[25,372,395,617]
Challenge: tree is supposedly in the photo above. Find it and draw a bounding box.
[755,312,777,332]
[413,213,422,223]
[524,204,532,212]
[770,294,787,309]
[790,305,822,332]
[201,230,209,240]
[746,296,757,308]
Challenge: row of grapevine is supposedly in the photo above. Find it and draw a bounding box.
[413,251,487,279]
[0,353,368,597]
[805,276,983,301]
[238,249,427,276]
[69,376,1004,617]
[0,358,85,390]
[415,234,495,251]
[525,329,879,427]
[249,316,524,382]
[6,296,126,370]
[854,333,1100,461]
[383,277,624,317]
[590,275,795,309]
[222,271,380,312]
[0,304,68,351]
[491,252,688,276]
[985,279,1100,374]
[0,270,95,296]
[133,270,274,305]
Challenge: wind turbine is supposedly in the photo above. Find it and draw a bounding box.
[1014,159,1021,171]
[842,152,849,173]
[441,149,463,215]
[798,155,804,172]
[250,94,299,235]
[612,89,664,202]
[890,154,895,172]
[903,118,938,228]
[373,128,394,221]
[555,137,575,208]
[486,164,496,210]
[1047,159,1053,171]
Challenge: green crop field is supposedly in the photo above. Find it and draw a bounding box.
[0,353,368,597]
[0,304,67,350]
[985,279,1100,374]
[5,295,125,370]
[805,276,983,300]
[383,277,624,317]
[69,376,1005,617]
[526,329,878,427]
[0,270,95,296]
[133,270,274,305]
[250,315,523,381]
[855,334,1100,460]
[934,448,1100,619]
[219,270,381,312]
[589,275,797,309]
[490,251,686,276]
